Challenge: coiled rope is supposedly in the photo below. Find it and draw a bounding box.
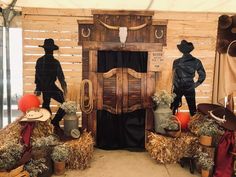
[80,79,93,114]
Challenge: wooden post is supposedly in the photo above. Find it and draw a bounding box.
[226,93,234,112]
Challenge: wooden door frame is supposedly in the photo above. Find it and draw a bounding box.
[81,41,162,146]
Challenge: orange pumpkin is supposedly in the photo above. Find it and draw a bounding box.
[176,112,190,130]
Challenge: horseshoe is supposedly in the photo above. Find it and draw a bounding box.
[81,28,91,38]
[155,29,164,39]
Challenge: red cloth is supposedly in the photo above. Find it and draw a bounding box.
[213,131,234,177]
[18,122,35,166]
[21,122,35,148]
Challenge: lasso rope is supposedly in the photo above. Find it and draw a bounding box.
[80,79,93,114]
[225,40,236,109]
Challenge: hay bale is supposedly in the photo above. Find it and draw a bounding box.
[188,113,204,135]
[0,118,94,170]
[146,132,199,164]
[0,119,22,148]
[0,117,53,148]
[64,131,94,170]
[31,121,53,138]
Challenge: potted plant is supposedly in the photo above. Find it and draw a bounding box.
[198,119,220,146]
[51,145,69,175]
[161,116,181,138]
[195,150,214,177]
[60,101,79,137]
[152,90,175,134]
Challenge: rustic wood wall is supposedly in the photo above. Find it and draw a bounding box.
[22,8,234,113]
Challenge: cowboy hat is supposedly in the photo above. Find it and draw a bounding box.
[217,39,230,54]
[231,15,236,33]
[197,103,236,131]
[39,38,59,51]
[20,108,51,122]
[177,40,194,54]
[227,40,236,57]
[219,15,232,29]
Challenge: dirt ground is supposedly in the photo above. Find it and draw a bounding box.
[57,148,200,177]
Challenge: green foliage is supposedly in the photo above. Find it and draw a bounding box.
[195,148,214,170]
[51,145,69,162]
[152,90,175,107]
[60,101,78,114]
[198,119,220,137]
[0,141,23,170]
[24,158,48,177]
[161,118,180,131]
[32,135,59,148]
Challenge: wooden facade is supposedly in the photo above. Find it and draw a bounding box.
[78,11,167,138]
[21,8,236,117]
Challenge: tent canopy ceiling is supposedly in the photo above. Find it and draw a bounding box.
[0,0,236,13]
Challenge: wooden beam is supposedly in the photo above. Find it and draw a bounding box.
[82,41,163,51]
[92,10,154,16]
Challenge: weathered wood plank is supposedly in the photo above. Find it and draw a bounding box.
[23,70,82,77]
[23,47,81,55]
[92,10,154,16]
[22,7,92,17]
[153,11,220,21]
[82,41,163,51]
[23,31,78,40]
[23,63,81,70]
[23,15,91,23]
[23,55,82,63]
[24,39,79,47]
[89,50,97,72]
[23,76,81,83]
[97,73,103,110]
[23,21,78,31]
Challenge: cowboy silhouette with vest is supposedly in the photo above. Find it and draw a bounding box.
[171,40,206,116]
[34,38,67,135]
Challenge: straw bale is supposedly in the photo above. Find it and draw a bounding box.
[64,131,94,169]
[146,132,199,164]
[0,117,53,148]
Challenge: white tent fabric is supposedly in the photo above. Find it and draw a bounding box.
[1,0,236,13]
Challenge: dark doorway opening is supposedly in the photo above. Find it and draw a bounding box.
[96,50,148,150]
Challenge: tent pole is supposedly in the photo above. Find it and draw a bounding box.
[1,0,19,125]
[0,25,3,128]
[5,26,11,124]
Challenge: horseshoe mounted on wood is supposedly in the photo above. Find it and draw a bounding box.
[81,27,91,38]
[155,29,164,39]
